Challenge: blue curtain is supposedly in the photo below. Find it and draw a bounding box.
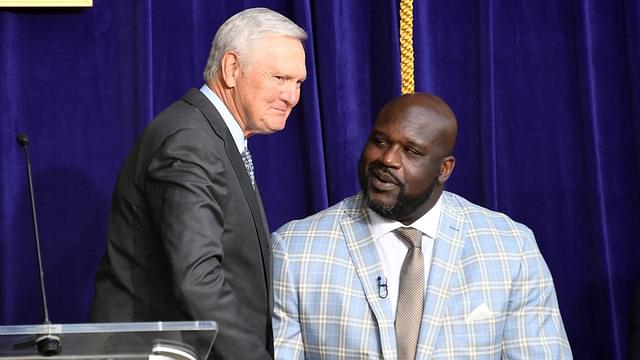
[1,1,639,359]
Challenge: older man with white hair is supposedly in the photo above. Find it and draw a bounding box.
[90,8,307,360]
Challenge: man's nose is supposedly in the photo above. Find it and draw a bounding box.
[380,145,401,168]
[281,83,300,106]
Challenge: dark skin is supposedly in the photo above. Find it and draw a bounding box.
[358,93,458,225]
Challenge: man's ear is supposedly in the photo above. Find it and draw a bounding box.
[220,51,240,88]
[438,155,456,184]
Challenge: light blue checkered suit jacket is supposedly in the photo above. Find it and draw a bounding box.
[272,192,572,359]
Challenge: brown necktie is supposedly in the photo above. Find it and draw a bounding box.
[395,227,424,360]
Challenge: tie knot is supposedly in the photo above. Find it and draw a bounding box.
[395,227,422,248]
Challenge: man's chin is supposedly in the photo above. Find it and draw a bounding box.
[257,121,286,135]
[368,202,399,219]
[265,119,287,132]
[366,194,398,216]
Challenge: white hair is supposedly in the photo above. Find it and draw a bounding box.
[203,7,307,81]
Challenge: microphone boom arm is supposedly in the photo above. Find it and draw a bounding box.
[16,133,62,356]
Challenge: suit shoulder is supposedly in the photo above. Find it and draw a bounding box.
[273,194,363,239]
[134,90,225,153]
[148,97,212,134]
[441,192,537,256]
[443,192,531,233]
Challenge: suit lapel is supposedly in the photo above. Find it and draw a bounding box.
[254,186,273,305]
[182,88,272,300]
[417,192,465,359]
[341,194,397,359]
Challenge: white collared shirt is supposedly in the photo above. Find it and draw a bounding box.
[199,84,247,153]
[368,195,443,316]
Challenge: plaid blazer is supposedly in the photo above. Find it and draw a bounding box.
[272,192,572,359]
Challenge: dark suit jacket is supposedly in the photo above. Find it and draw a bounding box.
[90,89,273,360]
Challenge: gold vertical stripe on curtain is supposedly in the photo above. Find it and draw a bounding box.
[400,0,414,94]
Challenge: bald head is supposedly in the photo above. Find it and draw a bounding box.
[358,92,458,224]
[378,92,458,159]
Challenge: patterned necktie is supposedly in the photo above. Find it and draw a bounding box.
[394,227,425,360]
[241,148,255,188]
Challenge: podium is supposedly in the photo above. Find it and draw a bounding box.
[0,321,217,359]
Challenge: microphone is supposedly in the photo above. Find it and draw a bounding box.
[15,133,62,356]
[377,276,388,299]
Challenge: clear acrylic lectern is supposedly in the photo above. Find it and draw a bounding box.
[0,321,217,359]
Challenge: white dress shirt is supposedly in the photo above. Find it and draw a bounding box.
[200,84,247,153]
[368,195,443,316]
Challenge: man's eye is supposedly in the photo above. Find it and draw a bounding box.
[405,147,420,155]
[373,138,388,146]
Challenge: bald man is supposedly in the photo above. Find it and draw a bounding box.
[272,93,572,359]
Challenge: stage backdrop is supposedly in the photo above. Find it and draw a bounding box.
[1,1,639,359]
